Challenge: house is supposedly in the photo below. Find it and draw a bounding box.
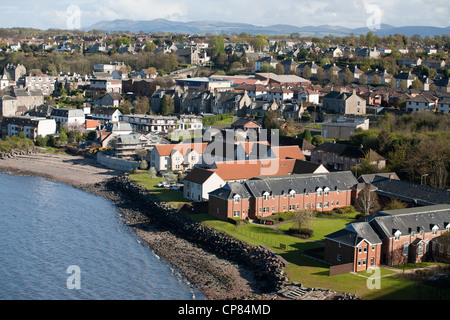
[311,142,385,171]
[325,205,450,273]
[397,57,422,67]
[406,95,436,112]
[321,118,370,139]
[434,78,450,93]
[360,174,450,206]
[148,142,208,172]
[50,108,85,130]
[93,92,123,107]
[90,106,122,124]
[1,116,56,140]
[437,98,450,114]
[422,59,445,69]
[175,77,233,92]
[394,72,416,89]
[297,61,319,78]
[266,85,294,103]
[208,171,357,221]
[280,59,299,74]
[322,89,367,115]
[230,118,261,132]
[120,114,178,133]
[89,79,122,94]
[211,91,252,116]
[254,56,279,72]
[183,167,226,202]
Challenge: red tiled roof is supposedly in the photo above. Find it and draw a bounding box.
[155,143,208,156]
[269,145,306,160]
[211,158,296,181]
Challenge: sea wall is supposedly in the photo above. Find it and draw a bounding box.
[106,176,288,293]
[97,152,140,172]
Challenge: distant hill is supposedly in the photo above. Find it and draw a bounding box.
[86,19,450,37]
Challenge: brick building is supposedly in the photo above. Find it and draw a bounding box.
[208,171,357,221]
[325,205,450,273]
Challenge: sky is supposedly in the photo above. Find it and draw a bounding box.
[0,0,448,30]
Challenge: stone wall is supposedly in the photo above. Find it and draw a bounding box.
[97,152,140,172]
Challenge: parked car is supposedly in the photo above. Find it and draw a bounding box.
[170,185,180,191]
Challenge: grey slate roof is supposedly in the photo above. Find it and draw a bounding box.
[184,167,215,185]
[244,171,357,197]
[208,181,252,200]
[370,178,450,205]
[371,204,450,238]
[325,221,382,246]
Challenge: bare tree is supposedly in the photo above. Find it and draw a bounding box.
[355,183,380,216]
[293,209,316,230]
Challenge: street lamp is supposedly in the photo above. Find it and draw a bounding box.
[421,174,428,185]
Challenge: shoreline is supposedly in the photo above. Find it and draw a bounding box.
[0,153,280,300]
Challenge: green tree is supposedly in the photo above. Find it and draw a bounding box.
[303,129,312,142]
[160,94,175,116]
[311,135,324,146]
[262,110,280,131]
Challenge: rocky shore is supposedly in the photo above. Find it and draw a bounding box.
[0,152,361,300]
[81,177,289,300]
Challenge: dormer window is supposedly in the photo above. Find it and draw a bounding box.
[263,192,270,201]
[394,229,402,241]
[432,225,439,235]
[317,188,323,196]
[234,194,240,204]
[289,190,296,198]
[324,187,330,196]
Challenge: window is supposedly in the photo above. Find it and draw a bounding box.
[263,207,269,213]
[234,195,240,204]
[403,242,409,255]
[289,205,295,211]
[372,245,375,251]
[233,211,240,217]
[370,257,375,266]
[363,259,366,266]
[439,244,443,254]
[359,246,362,253]
[418,244,424,256]
[337,254,342,262]
[324,202,329,208]
[317,188,323,196]
[358,259,361,266]
[336,201,339,206]
[364,246,367,253]
[263,192,269,201]
[317,203,322,208]
[305,204,309,209]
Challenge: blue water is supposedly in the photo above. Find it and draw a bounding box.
[0,173,203,300]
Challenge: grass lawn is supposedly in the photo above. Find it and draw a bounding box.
[277,214,357,242]
[128,172,191,208]
[186,211,446,300]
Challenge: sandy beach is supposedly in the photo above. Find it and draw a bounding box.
[0,153,121,187]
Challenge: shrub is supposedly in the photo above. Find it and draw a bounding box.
[288,227,314,239]
[278,211,295,221]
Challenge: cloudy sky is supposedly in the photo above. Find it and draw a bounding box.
[0,0,448,30]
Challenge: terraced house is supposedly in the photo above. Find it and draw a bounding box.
[325,205,450,273]
[208,171,357,221]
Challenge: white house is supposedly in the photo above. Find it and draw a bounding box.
[183,167,225,202]
[1,116,56,140]
[148,143,207,172]
[91,106,122,124]
[50,108,85,129]
[406,96,437,112]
